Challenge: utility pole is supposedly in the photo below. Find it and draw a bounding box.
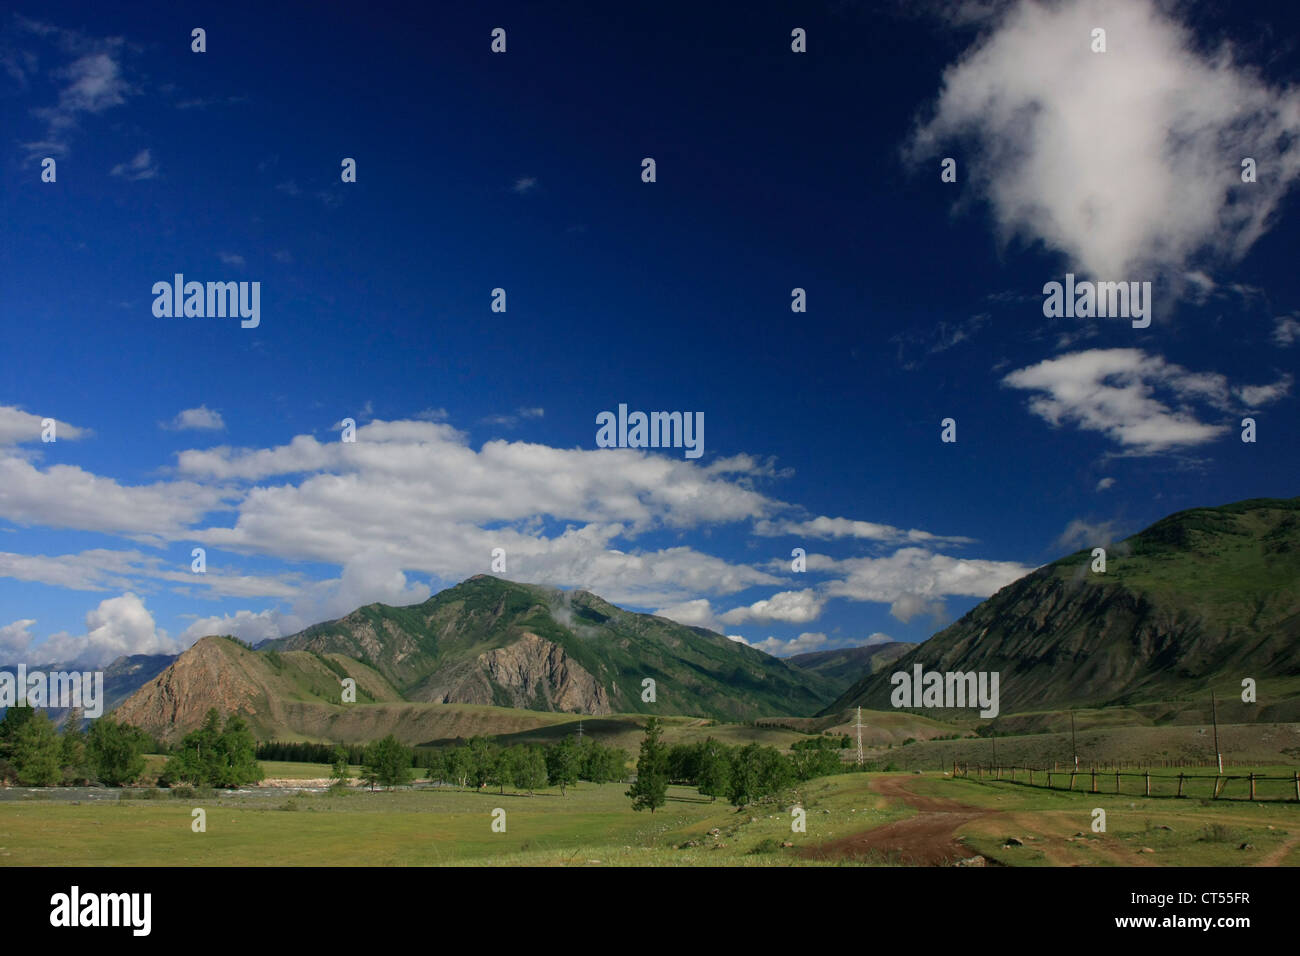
[992,730,997,768]
[855,706,864,767]
[576,719,583,743]
[1071,711,1078,771]
[1211,690,1222,775]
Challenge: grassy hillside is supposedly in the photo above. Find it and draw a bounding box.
[831,497,1300,717]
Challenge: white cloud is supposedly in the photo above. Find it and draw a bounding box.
[29,593,178,667]
[652,598,719,631]
[162,405,226,431]
[1273,316,1300,347]
[1096,477,1115,491]
[0,406,87,446]
[755,515,973,547]
[720,588,825,625]
[513,176,538,194]
[217,252,246,269]
[909,0,1300,281]
[177,608,300,647]
[750,631,829,656]
[821,548,1034,623]
[110,148,156,180]
[1003,349,1289,453]
[0,619,36,657]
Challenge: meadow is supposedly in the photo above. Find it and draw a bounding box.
[0,763,1294,867]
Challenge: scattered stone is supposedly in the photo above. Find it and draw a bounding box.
[955,855,986,867]
[1156,825,1174,831]
[781,841,793,848]
[709,828,720,836]
[1073,831,1086,837]
[1239,843,1254,851]
[1139,847,1155,854]
[1004,837,1024,847]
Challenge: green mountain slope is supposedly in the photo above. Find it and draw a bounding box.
[267,575,838,720]
[786,641,912,694]
[827,497,1300,717]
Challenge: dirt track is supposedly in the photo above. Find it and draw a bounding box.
[798,776,1000,866]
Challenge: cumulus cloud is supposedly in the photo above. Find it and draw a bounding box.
[652,598,720,631]
[750,631,830,656]
[1003,349,1290,453]
[513,176,538,194]
[28,593,178,667]
[1096,477,1115,491]
[161,405,226,431]
[0,619,37,657]
[177,608,300,647]
[720,589,825,626]
[0,406,87,446]
[822,548,1034,623]
[217,252,246,269]
[909,0,1300,281]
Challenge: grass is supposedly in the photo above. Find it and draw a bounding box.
[2,768,1292,866]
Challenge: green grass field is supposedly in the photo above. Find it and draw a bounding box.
[1,767,1295,866]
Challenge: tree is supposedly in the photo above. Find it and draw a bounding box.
[362,735,412,790]
[15,711,62,786]
[86,717,147,786]
[546,737,580,796]
[727,743,763,807]
[513,746,547,794]
[493,747,516,795]
[329,746,351,789]
[162,709,263,788]
[445,746,470,789]
[696,737,730,802]
[466,736,498,790]
[626,717,669,813]
[582,741,627,784]
[60,708,90,785]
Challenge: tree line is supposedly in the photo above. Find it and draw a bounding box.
[0,708,153,787]
[332,733,630,793]
[625,718,852,812]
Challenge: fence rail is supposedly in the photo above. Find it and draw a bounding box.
[952,763,1300,802]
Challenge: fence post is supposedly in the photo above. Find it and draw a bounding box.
[1294,771,1299,802]
[1115,771,1120,794]
[1177,773,1184,798]
[1091,768,1097,793]
[1145,771,1150,797]
[1249,773,1256,801]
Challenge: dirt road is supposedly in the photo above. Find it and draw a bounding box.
[798,775,1000,866]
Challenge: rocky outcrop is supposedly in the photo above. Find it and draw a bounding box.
[114,637,262,738]
[478,632,611,714]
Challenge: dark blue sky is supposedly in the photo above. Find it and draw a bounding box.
[2,0,1297,664]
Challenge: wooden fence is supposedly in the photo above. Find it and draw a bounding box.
[952,763,1300,802]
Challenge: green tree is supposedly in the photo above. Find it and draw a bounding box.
[696,737,730,802]
[86,717,147,786]
[445,746,470,789]
[466,736,498,790]
[59,708,89,784]
[626,717,669,813]
[546,737,581,796]
[162,709,263,788]
[513,746,547,794]
[362,734,412,790]
[15,710,62,786]
[329,746,350,789]
[727,743,763,807]
[493,747,516,795]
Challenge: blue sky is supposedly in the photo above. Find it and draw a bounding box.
[2,0,1298,666]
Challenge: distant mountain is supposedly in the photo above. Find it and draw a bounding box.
[0,652,175,726]
[116,575,840,740]
[787,641,912,694]
[828,497,1300,718]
